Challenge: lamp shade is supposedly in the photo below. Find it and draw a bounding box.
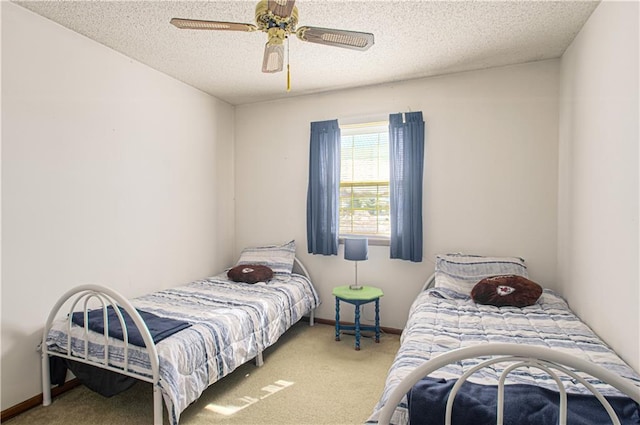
[344,238,368,261]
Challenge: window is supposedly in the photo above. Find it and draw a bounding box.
[339,122,390,238]
[307,113,423,259]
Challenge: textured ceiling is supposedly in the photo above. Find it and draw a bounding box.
[13,0,599,105]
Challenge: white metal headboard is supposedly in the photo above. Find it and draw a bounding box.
[421,272,436,292]
[293,256,311,280]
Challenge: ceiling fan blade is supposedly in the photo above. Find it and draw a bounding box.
[296,26,374,51]
[267,0,296,18]
[262,42,284,73]
[170,18,257,32]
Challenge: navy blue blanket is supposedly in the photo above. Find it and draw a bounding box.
[408,377,640,425]
[71,306,191,347]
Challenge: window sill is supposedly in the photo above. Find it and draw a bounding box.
[339,236,390,247]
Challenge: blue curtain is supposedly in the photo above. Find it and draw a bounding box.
[306,119,341,255]
[389,112,425,262]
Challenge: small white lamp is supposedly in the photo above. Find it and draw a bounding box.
[344,238,368,290]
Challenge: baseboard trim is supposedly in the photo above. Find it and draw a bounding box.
[1,379,81,422]
[313,317,403,335]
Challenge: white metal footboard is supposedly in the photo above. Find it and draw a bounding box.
[41,284,163,425]
[377,343,640,425]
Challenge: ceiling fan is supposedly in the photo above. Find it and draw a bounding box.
[170,0,374,75]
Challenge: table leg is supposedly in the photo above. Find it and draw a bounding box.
[375,298,380,343]
[335,297,340,341]
[355,302,361,351]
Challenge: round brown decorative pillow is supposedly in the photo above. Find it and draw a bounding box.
[227,264,274,284]
[471,275,542,307]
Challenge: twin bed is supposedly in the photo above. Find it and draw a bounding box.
[41,248,640,425]
[41,241,320,425]
[368,254,640,425]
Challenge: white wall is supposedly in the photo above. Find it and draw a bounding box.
[235,60,560,329]
[558,0,639,371]
[1,3,235,409]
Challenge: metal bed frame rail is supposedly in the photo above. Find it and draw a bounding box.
[377,343,640,425]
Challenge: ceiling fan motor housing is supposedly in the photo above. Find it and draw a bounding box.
[255,0,298,35]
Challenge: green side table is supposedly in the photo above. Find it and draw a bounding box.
[332,285,384,350]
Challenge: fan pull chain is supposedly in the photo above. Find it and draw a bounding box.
[286,37,291,92]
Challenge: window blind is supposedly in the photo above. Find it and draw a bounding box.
[339,123,390,236]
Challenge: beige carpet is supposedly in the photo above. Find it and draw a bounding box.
[6,322,400,425]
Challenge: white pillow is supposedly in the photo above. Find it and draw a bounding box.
[434,253,528,295]
[236,240,296,280]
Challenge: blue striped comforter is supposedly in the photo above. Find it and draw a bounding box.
[367,288,640,424]
[46,273,320,425]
